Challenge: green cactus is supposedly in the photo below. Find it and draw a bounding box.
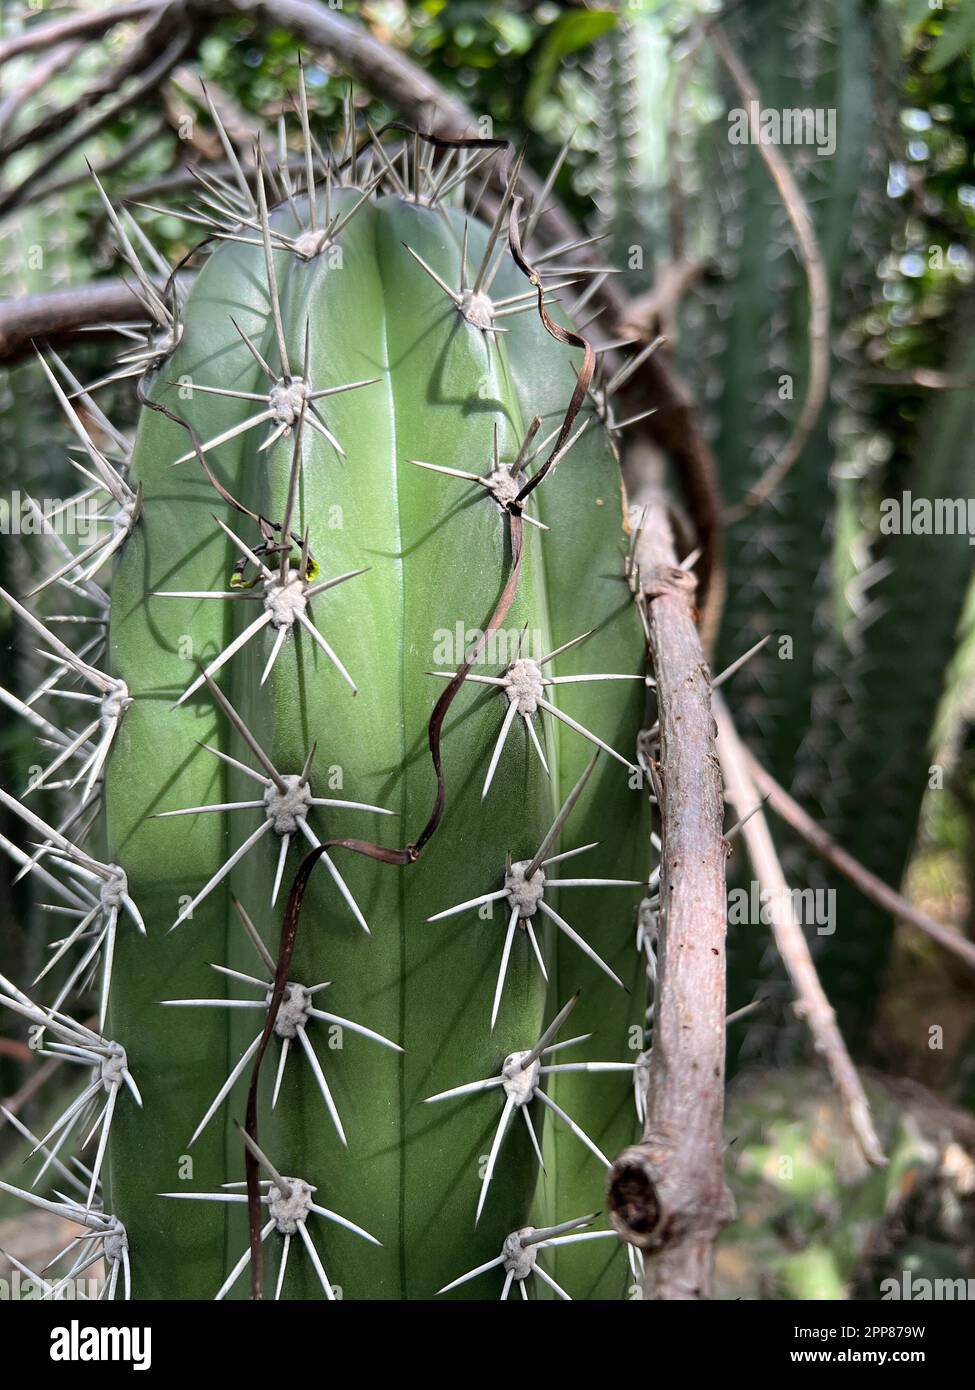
[679,0,892,1052]
[0,91,653,1301]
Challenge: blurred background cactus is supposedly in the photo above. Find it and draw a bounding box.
[1,0,975,1302]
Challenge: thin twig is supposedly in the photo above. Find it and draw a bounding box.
[714,692,887,1168]
[711,23,831,524]
[740,739,975,973]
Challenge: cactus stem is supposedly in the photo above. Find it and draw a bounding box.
[171,609,274,705]
[435,1251,505,1295]
[428,820,635,1010]
[430,633,642,784]
[401,242,509,336]
[407,451,547,529]
[535,901,625,991]
[168,822,273,932]
[169,368,376,466]
[401,242,465,306]
[162,1142,380,1299]
[541,697,639,774]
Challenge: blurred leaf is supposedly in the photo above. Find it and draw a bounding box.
[524,9,616,119]
[924,6,975,72]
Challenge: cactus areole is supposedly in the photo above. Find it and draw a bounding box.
[2,100,653,1300]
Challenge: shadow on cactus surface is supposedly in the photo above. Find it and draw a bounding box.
[1,0,975,1311]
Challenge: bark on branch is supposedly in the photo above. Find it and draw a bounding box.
[0,281,162,360]
[608,504,732,1299]
[0,2,164,67]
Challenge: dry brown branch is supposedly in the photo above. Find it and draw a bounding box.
[0,281,162,360]
[607,503,733,1299]
[714,692,886,1168]
[711,24,831,524]
[0,21,195,217]
[0,40,82,146]
[0,6,180,160]
[0,2,163,67]
[740,740,975,973]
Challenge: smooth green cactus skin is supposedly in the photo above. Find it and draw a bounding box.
[103,189,648,1299]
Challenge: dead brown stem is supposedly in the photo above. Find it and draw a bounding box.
[740,738,975,973]
[0,2,163,67]
[0,281,163,361]
[607,503,732,1298]
[715,692,887,1168]
[0,20,194,217]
